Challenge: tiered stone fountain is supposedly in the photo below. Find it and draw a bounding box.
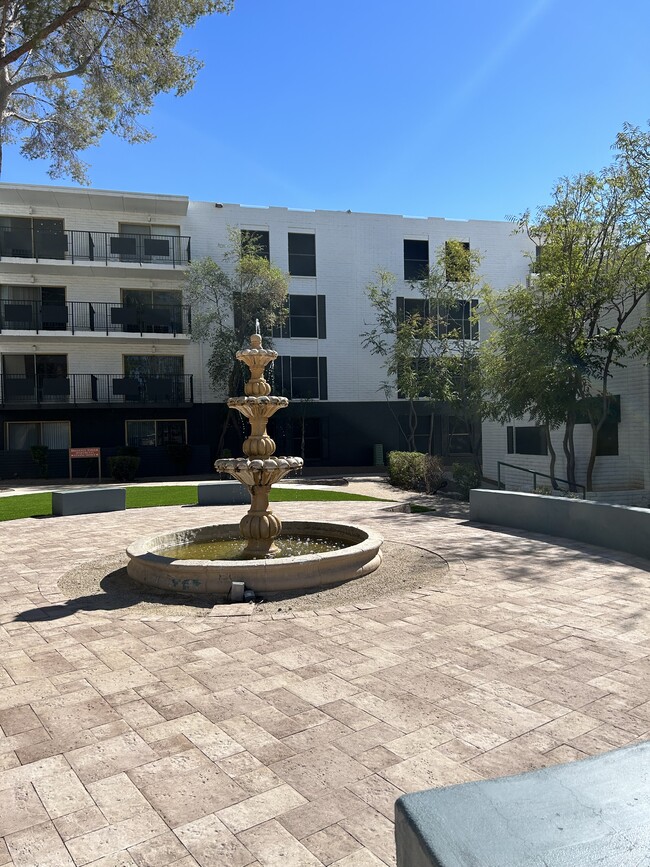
[126,329,383,598]
[213,331,303,556]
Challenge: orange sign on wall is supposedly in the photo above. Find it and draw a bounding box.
[69,447,101,458]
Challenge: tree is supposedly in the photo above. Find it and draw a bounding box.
[482,159,650,491]
[184,228,288,451]
[0,0,234,182]
[362,241,484,464]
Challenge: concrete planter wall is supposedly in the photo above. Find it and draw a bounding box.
[469,489,650,561]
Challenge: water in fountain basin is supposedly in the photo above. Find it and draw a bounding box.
[160,534,352,561]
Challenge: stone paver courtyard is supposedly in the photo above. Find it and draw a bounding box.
[1,497,650,866]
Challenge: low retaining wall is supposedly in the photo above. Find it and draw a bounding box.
[469,488,650,560]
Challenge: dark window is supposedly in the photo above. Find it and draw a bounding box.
[445,299,479,340]
[0,217,65,259]
[288,233,316,276]
[124,355,183,377]
[507,425,547,455]
[575,395,620,456]
[241,229,270,260]
[448,417,473,454]
[6,420,70,450]
[404,239,429,281]
[273,295,326,339]
[290,417,324,460]
[126,419,187,447]
[596,420,619,456]
[397,297,478,338]
[445,241,471,282]
[274,356,327,399]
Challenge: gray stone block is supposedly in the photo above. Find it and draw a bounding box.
[395,742,650,867]
[197,481,249,506]
[52,487,126,516]
[469,489,650,560]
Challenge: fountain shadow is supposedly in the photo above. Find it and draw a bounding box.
[14,566,223,622]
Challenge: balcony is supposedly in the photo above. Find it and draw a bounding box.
[0,300,192,336]
[0,227,191,267]
[0,374,194,406]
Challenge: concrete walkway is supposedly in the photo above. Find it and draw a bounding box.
[0,500,649,866]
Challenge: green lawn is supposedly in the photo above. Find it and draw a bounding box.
[0,484,387,522]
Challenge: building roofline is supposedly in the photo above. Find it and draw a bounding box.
[0,182,189,217]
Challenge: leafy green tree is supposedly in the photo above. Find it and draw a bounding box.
[0,0,234,181]
[482,159,650,491]
[362,241,484,464]
[184,229,288,451]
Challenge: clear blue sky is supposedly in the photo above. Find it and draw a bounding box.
[4,0,650,221]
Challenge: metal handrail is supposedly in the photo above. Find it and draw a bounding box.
[0,227,191,267]
[0,373,194,406]
[497,461,586,499]
[0,299,191,336]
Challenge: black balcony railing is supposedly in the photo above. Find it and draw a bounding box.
[0,227,191,266]
[0,299,192,335]
[0,373,194,406]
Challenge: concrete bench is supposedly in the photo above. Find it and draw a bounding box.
[197,481,249,506]
[395,741,650,867]
[52,487,126,516]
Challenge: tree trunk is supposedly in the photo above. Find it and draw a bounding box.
[427,411,434,456]
[563,414,577,491]
[586,418,604,491]
[408,402,417,451]
[545,424,558,489]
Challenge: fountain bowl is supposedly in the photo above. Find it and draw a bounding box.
[126,521,383,596]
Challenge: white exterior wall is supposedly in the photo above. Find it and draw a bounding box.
[186,200,533,402]
[1,182,647,493]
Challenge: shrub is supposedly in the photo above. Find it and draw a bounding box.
[388,451,445,493]
[30,445,49,479]
[453,462,481,500]
[108,455,140,482]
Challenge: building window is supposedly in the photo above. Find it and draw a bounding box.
[0,284,67,331]
[397,297,478,339]
[507,425,547,455]
[115,223,181,263]
[273,295,326,339]
[274,356,328,400]
[404,239,429,281]
[5,421,70,450]
[288,233,316,276]
[448,417,473,454]
[576,395,620,457]
[120,289,183,334]
[241,229,270,260]
[2,353,69,402]
[126,419,187,447]
[0,217,65,259]
[123,355,183,377]
[445,241,471,282]
[289,417,325,460]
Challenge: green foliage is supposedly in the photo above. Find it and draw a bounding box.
[388,451,445,493]
[29,445,49,478]
[0,0,234,181]
[482,133,650,491]
[126,485,196,508]
[0,492,52,521]
[184,228,289,401]
[452,462,481,500]
[362,244,484,460]
[0,485,386,522]
[108,455,140,482]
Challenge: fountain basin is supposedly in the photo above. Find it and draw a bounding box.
[126,521,383,596]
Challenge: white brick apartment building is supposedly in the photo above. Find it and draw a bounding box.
[2,181,644,496]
